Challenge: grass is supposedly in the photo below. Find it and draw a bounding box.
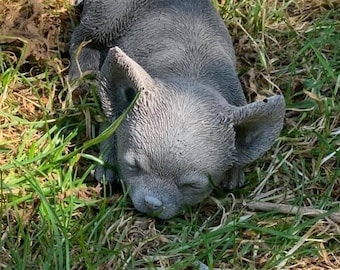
[1,0,339,269]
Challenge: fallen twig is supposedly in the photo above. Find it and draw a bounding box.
[243,201,340,223]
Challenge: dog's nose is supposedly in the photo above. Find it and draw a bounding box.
[144,195,163,212]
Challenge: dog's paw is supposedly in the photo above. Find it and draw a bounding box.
[94,163,117,185]
[223,165,245,190]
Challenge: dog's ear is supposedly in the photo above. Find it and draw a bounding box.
[232,96,285,165]
[99,47,155,118]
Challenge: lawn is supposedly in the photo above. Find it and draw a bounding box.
[0,0,339,269]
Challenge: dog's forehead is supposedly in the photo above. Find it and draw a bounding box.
[122,114,236,175]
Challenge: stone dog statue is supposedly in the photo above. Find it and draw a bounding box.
[68,0,285,219]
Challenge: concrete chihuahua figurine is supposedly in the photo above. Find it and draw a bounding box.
[69,0,285,219]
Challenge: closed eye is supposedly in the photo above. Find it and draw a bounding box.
[123,152,140,172]
[178,177,209,191]
[123,152,150,173]
[180,183,204,190]
[127,161,139,172]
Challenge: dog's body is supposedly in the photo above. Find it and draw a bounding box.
[69,0,285,219]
